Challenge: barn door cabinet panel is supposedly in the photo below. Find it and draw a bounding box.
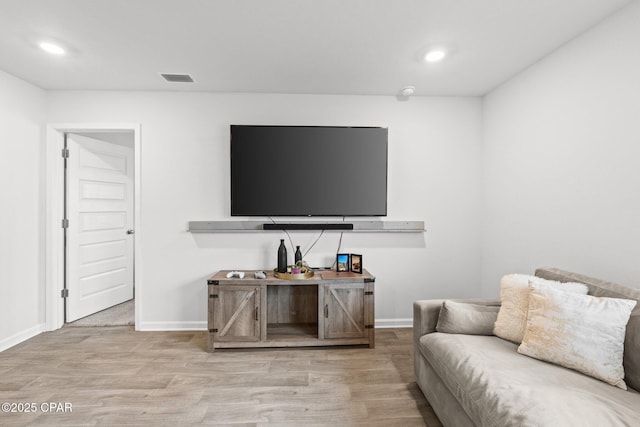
[323,283,365,339]
[212,285,262,342]
[207,270,375,351]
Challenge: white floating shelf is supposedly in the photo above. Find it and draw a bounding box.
[187,220,425,233]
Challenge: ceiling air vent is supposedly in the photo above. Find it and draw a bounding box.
[160,73,194,83]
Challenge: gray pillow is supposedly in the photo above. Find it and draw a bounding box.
[435,300,500,335]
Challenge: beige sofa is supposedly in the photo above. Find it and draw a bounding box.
[413,267,640,426]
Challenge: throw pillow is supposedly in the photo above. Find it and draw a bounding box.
[435,301,500,335]
[518,284,637,389]
[493,274,588,343]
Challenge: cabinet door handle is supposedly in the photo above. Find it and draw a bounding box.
[324,304,328,318]
[255,306,259,321]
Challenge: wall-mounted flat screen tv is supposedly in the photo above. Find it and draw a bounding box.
[231,125,388,216]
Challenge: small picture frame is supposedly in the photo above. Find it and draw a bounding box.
[336,253,350,272]
[350,254,362,274]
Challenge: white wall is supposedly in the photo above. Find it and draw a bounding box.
[481,1,640,295]
[46,92,483,329]
[0,70,47,350]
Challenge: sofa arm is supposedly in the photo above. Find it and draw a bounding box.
[413,300,445,344]
[413,298,502,344]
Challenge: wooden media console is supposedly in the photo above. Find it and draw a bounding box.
[207,269,375,351]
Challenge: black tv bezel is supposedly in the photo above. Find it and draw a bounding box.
[230,124,388,217]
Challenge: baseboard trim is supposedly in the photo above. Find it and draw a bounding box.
[137,321,207,331]
[0,323,46,352]
[375,318,412,329]
[137,319,412,331]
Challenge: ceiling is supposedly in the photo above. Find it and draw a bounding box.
[0,0,633,96]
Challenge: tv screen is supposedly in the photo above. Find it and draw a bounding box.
[231,125,388,216]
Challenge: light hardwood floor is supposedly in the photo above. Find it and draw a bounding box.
[0,327,442,426]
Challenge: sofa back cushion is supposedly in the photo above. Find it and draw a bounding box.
[435,300,500,335]
[535,267,640,392]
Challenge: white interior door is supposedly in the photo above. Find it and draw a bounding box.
[66,134,134,322]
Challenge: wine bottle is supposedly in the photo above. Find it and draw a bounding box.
[277,239,287,273]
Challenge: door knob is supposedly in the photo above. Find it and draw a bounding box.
[127,229,135,235]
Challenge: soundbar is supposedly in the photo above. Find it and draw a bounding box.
[263,223,354,231]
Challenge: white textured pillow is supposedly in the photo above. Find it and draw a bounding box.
[493,274,588,343]
[518,284,637,389]
[435,301,500,335]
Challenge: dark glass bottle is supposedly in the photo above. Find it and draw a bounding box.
[277,239,287,273]
[295,246,302,263]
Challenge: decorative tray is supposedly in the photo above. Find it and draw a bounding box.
[273,269,315,280]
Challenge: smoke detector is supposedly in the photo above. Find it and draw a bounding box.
[400,86,415,97]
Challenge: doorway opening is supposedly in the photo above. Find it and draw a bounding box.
[64,132,135,326]
[45,124,141,331]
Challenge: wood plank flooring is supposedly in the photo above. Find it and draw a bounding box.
[0,327,442,426]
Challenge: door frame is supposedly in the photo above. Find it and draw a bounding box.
[45,123,142,331]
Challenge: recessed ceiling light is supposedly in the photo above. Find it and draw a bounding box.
[39,42,65,55]
[425,49,446,63]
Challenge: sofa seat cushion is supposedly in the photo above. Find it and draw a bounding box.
[419,333,640,427]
